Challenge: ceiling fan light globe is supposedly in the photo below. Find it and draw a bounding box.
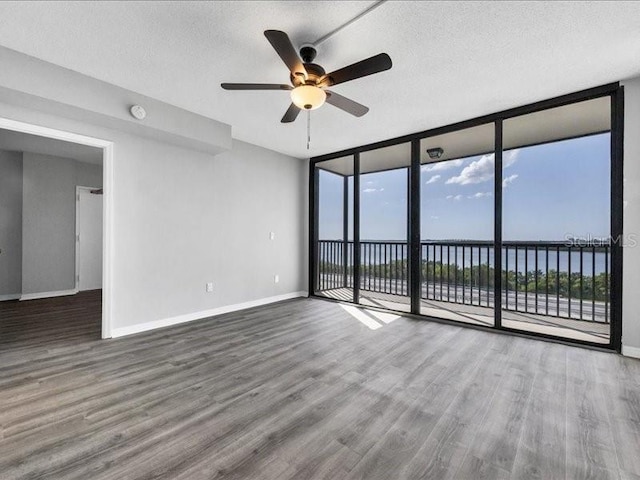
[290,85,326,110]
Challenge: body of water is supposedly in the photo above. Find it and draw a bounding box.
[319,240,610,275]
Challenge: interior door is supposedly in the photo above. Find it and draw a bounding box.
[77,188,103,291]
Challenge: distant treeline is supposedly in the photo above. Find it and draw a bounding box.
[319,260,609,301]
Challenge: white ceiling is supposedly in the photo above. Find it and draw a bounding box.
[0,129,103,165]
[0,1,638,159]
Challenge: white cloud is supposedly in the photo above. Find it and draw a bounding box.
[446,154,494,185]
[425,174,441,184]
[502,174,518,188]
[468,191,492,199]
[445,149,520,186]
[431,215,439,220]
[504,149,520,168]
[421,159,464,173]
[446,194,463,201]
[363,187,385,193]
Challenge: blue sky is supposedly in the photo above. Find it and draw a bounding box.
[318,133,610,241]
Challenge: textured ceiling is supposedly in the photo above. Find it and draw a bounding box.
[0,1,638,159]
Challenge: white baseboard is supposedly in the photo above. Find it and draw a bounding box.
[622,345,640,359]
[0,293,21,302]
[110,291,308,338]
[20,289,79,301]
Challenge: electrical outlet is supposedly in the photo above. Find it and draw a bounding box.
[206,282,214,293]
[274,274,279,284]
[269,232,275,240]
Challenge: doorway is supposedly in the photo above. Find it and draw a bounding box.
[0,117,113,339]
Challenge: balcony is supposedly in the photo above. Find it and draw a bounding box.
[316,239,611,344]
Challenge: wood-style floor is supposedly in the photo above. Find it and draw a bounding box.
[1,292,639,479]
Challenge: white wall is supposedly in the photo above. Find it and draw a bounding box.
[109,136,308,329]
[621,76,640,357]
[21,153,102,295]
[0,149,22,298]
[0,101,308,335]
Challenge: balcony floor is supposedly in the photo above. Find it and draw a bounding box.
[316,288,610,345]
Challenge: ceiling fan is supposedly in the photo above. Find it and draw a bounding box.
[221,30,392,123]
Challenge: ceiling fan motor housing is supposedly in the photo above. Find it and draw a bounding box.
[289,45,328,87]
[291,62,326,87]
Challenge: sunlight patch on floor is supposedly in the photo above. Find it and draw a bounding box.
[339,304,400,330]
[368,309,401,324]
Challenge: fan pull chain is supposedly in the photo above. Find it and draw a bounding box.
[307,110,311,150]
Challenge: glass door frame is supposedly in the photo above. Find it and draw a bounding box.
[310,82,623,352]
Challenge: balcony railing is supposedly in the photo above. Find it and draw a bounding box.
[316,239,611,323]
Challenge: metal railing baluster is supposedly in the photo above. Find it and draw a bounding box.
[438,244,443,301]
[535,245,539,314]
[605,246,609,323]
[592,245,596,321]
[568,247,572,319]
[505,245,509,311]
[454,246,458,304]
[486,245,490,307]
[545,246,549,316]
[515,246,519,312]
[579,246,584,320]
[469,245,472,305]
[462,246,466,304]
[556,246,560,317]
[525,247,528,313]
[447,245,451,302]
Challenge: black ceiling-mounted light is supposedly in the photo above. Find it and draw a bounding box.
[427,147,444,159]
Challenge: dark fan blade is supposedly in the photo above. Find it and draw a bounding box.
[325,91,369,117]
[320,53,392,87]
[281,103,301,123]
[221,83,292,90]
[264,30,307,77]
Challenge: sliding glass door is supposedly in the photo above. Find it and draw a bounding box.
[313,156,353,303]
[500,97,613,344]
[310,85,622,350]
[358,144,411,312]
[419,124,495,326]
